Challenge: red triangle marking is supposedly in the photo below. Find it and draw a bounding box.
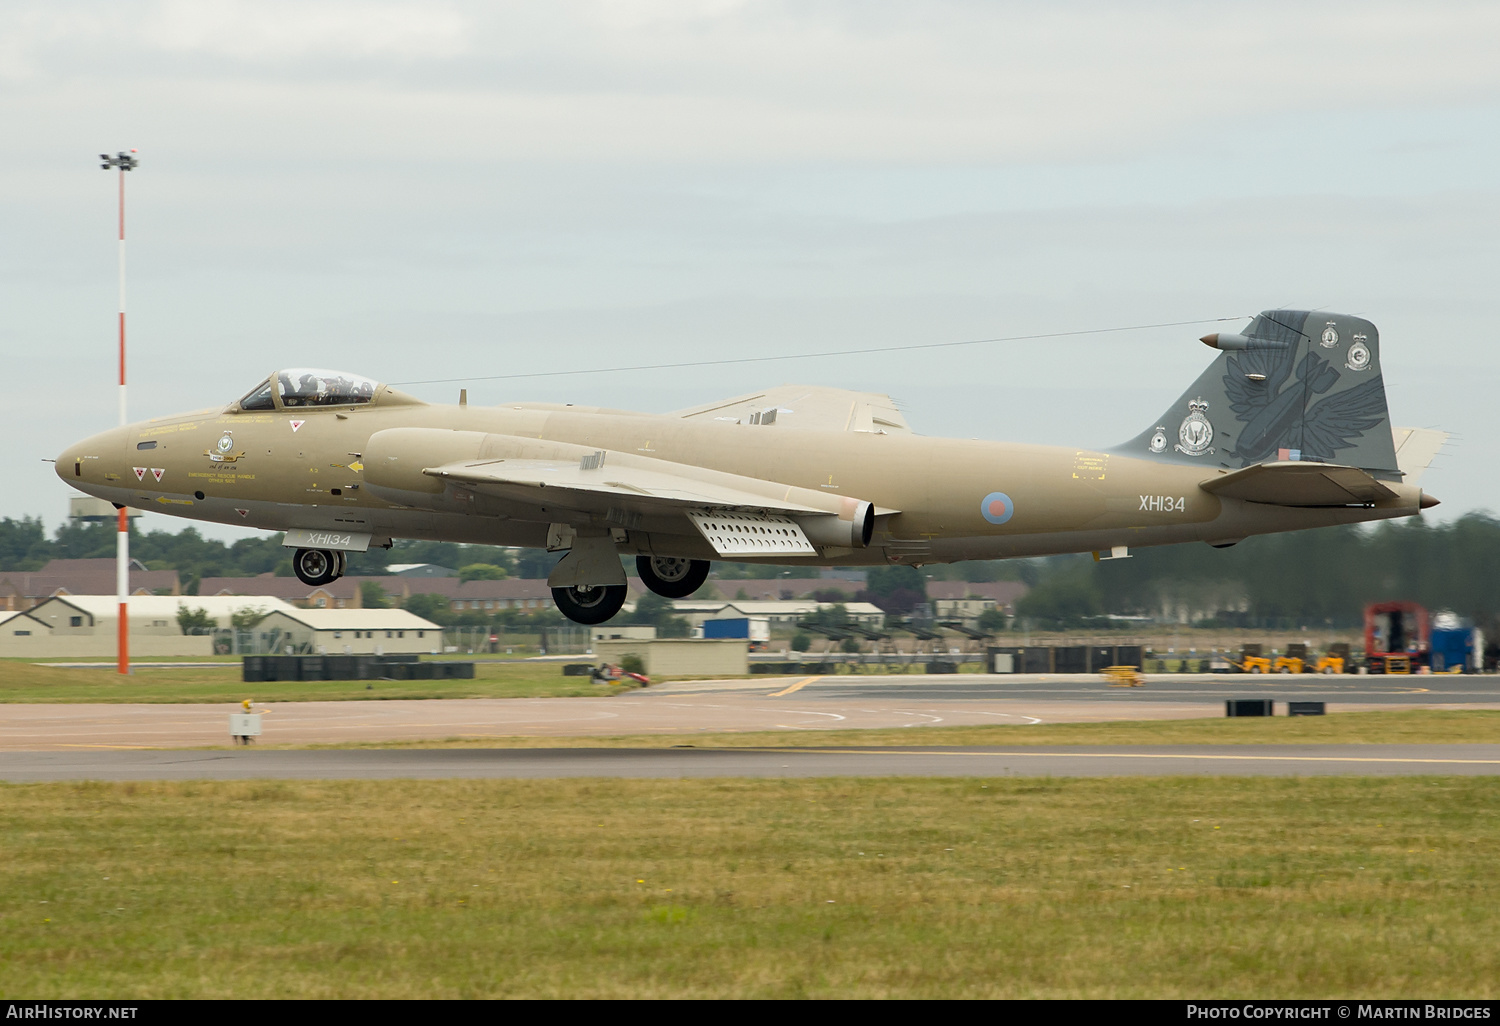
[291,420,305,432]
[235,509,249,518]
[132,467,146,481]
[151,468,164,482]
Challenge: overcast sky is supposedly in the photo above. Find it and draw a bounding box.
[3,1,1497,542]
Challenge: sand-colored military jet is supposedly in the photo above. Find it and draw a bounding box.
[58,309,1444,624]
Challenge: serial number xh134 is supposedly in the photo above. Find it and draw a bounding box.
[59,310,1443,625]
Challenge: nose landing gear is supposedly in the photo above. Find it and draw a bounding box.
[292,547,345,587]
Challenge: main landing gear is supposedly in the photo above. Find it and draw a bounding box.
[636,556,710,599]
[551,583,628,625]
[292,547,345,587]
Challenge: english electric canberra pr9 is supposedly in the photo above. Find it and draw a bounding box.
[59,310,1443,624]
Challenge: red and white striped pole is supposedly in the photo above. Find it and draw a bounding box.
[100,150,138,676]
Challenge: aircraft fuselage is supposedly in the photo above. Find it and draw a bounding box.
[59,394,1424,568]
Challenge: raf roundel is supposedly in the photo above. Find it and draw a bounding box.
[980,491,1015,526]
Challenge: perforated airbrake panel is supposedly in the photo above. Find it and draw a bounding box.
[687,511,817,557]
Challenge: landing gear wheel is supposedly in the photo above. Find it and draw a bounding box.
[293,547,340,587]
[636,555,710,599]
[552,584,628,625]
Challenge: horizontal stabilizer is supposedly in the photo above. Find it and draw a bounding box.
[1200,461,1397,507]
[1391,427,1448,485]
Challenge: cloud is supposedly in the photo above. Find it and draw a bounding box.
[4,2,1500,163]
[143,0,468,61]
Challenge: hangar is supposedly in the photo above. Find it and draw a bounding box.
[6,595,298,658]
[252,608,444,655]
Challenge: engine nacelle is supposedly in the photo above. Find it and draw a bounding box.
[363,427,487,505]
[795,499,874,550]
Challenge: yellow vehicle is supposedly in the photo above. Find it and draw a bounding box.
[1102,665,1144,687]
[1234,644,1271,674]
[1273,643,1310,674]
[1320,642,1351,674]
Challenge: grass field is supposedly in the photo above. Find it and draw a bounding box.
[0,658,620,703]
[2,776,1495,998]
[278,709,1500,749]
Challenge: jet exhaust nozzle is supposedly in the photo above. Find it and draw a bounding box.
[795,499,875,550]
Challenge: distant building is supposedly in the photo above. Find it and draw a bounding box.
[3,595,299,657]
[400,577,651,613]
[199,573,365,609]
[67,497,142,524]
[670,599,885,627]
[709,578,853,602]
[926,581,1029,621]
[0,558,180,611]
[254,608,444,655]
[0,610,50,652]
[591,625,657,642]
[818,569,869,583]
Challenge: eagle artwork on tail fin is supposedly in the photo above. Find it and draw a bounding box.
[1222,349,1388,466]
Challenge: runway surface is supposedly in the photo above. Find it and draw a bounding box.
[0,672,1494,753]
[1,672,1495,752]
[3,744,1498,781]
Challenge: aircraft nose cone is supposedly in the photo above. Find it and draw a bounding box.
[55,440,84,484]
[56,426,128,491]
[1419,492,1440,509]
[1200,333,1220,348]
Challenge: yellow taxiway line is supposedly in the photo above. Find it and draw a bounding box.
[769,676,822,697]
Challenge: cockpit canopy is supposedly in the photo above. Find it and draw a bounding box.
[238,370,382,411]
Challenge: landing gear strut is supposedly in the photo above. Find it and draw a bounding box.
[293,547,344,587]
[636,555,710,599]
[552,583,628,625]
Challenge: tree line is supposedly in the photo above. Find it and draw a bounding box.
[1015,514,1500,630]
[0,517,537,592]
[6,512,1499,630]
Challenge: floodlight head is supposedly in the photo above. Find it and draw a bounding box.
[99,151,139,171]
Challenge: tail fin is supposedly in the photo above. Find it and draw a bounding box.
[1117,310,1399,477]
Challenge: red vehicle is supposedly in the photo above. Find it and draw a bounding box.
[1364,601,1429,674]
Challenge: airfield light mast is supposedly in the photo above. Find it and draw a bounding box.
[100,149,138,676]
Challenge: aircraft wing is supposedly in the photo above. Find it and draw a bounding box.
[364,427,891,556]
[1200,461,1398,507]
[421,450,887,557]
[671,385,913,434]
[426,457,834,516]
